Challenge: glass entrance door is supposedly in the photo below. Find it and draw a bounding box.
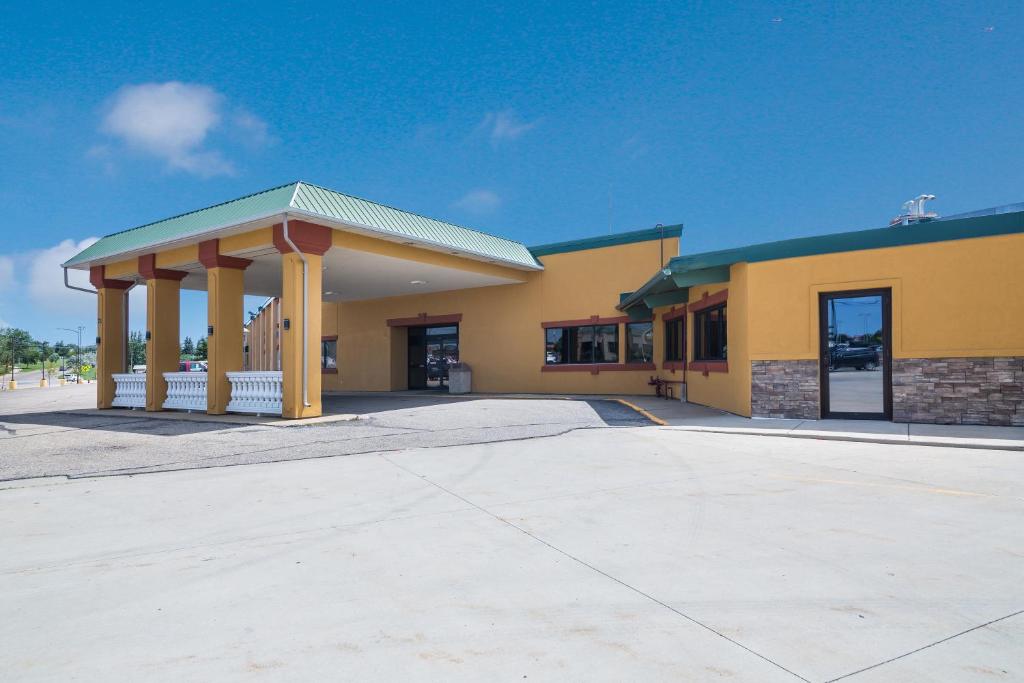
[408,325,459,389]
[819,289,892,419]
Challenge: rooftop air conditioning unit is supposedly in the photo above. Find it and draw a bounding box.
[890,194,938,226]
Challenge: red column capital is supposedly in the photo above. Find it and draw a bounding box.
[89,265,133,290]
[138,254,188,281]
[199,239,253,270]
[273,221,332,256]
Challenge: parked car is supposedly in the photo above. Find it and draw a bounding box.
[178,360,207,372]
[829,345,880,371]
[426,355,447,381]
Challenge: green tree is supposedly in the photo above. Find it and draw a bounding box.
[128,331,146,367]
[181,336,195,359]
[195,336,208,361]
[47,353,60,380]
[0,328,34,381]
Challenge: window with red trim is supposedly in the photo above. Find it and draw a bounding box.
[694,304,727,361]
[664,318,685,362]
[321,339,338,371]
[625,322,653,363]
[545,325,619,365]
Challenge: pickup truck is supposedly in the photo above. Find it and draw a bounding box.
[829,346,880,371]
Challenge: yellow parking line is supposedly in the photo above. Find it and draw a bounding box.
[615,399,668,426]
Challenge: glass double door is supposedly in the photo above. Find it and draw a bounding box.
[408,325,459,389]
[819,289,892,419]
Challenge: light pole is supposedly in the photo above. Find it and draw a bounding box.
[58,326,86,383]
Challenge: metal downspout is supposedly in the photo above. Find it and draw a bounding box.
[63,266,95,296]
[279,214,311,408]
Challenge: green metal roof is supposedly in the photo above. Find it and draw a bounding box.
[619,206,1024,313]
[529,224,683,257]
[63,181,543,270]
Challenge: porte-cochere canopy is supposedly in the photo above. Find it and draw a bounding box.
[63,182,546,419]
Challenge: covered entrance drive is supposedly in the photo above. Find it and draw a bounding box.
[62,182,541,419]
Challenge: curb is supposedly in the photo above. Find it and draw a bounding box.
[660,426,1024,452]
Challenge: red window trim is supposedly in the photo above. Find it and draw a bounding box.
[541,362,656,374]
[321,334,338,342]
[386,313,463,327]
[662,360,686,372]
[689,360,728,374]
[541,315,631,329]
[662,306,686,322]
[687,288,728,314]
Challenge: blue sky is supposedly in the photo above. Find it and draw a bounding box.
[1,1,1021,343]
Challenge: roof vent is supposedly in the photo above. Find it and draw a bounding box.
[890,194,938,227]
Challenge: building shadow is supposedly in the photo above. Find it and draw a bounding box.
[0,409,250,436]
[321,392,483,416]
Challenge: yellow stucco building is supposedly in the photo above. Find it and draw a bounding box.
[64,182,1024,426]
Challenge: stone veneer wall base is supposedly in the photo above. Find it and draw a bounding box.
[892,357,1024,426]
[751,360,819,420]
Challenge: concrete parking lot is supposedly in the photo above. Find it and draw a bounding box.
[0,385,649,480]
[2,385,1022,681]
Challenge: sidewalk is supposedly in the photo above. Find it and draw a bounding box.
[618,395,1024,451]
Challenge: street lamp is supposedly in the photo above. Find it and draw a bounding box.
[58,326,86,384]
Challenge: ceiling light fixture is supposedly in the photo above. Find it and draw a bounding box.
[409,280,427,285]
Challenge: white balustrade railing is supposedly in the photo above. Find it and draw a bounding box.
[226,371,283,415]
[111,373,146,408]
[162,372,208,412]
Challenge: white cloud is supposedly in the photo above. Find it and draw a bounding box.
[231,109,272,148]
[0,237,148,335]
[452,189,502,214]
[0,254,14,291]
[476,110,538,145]
[98,82,270,177]
[26,238,99,313]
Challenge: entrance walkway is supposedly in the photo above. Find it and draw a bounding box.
[621,395,1024,451]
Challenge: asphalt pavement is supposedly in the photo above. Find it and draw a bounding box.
[0,385,651,480]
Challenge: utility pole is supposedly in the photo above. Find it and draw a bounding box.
[58,326,86,383]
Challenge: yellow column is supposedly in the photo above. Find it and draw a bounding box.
[145,277,182,411]
[90,266,132,409]
[280,251,323,418]
[95,287,127,408]
[206,266,246,413]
